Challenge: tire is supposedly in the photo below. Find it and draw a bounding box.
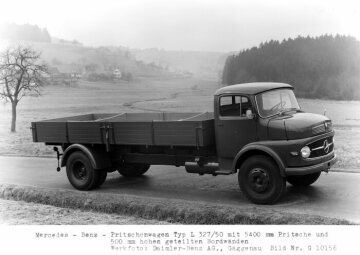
[117,163,150,177]
[287,172,321,187]
[66,151,100,190]
[238,155,286,205]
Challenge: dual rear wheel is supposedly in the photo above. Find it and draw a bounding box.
[66,151,107,190]
[66,151,150,190]
[117,163,150,177]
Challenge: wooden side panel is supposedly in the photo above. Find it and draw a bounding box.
[34,122,67,143]
[111,122,152,145]
[32,112,215,147]
[67,122,103,144]
[153,119,215,146]
[153,121,198,146]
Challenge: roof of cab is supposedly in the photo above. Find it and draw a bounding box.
[214,82,293,96]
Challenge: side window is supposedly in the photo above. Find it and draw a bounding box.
[220,95,251,117]
[240,96,251,117]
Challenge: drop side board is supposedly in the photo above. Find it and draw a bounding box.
[31,112,215,148]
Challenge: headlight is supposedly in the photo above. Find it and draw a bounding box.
[300,146,311,158]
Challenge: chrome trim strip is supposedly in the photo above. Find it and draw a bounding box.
[312,146,324,151]
[311,142,333,151]
[305,150,335,162]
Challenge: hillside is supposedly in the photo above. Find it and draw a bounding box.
[0,23,172,81]
[0,23,227,81]
[131,48,228,79]
[222,35,360,100]
[0,23,51,43]
[33,43,170,78]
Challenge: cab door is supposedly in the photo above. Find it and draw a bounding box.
[215,94,257,162]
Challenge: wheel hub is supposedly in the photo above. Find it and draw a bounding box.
[78,167,86,178]
[248,168,270,193]
[74,162,87,180]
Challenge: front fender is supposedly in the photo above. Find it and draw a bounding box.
[232,143,286,177]
[60,144,111,170]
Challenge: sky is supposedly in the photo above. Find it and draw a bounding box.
[0,0,360,52]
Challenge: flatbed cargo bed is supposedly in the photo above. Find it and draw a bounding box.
[31,112,215,147]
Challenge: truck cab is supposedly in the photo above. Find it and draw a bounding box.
[213,83,337,203]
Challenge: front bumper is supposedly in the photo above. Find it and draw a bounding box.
[285,154,337,176]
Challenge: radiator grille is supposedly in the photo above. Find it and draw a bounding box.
[308,136,334,158]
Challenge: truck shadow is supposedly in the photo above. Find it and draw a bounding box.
[99,173,323,207]
[286,185,324,201]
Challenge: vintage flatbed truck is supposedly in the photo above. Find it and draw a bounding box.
[31,82,337,204]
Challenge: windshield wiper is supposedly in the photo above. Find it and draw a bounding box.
[267,108,300,120]
[279,108,300,115]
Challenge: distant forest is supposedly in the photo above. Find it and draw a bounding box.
[222,35,360,100]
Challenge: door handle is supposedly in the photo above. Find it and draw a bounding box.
[218,124,224,127]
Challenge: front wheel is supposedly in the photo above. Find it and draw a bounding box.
[238,155,286,204]
[287,172,321,187]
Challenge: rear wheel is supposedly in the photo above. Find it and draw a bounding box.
[66,151,101,190]
[238,155,286,204]
[94,169,107,188]
[287,172,321,187]
[117,163,150,177]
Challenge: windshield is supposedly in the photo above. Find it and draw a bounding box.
[255,89,300,118]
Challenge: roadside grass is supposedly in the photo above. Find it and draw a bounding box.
[0,77,359,169]
[0,199,169,225]
[330,126,360,169]
[0,184,352,225]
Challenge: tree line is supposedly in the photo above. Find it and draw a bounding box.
[222,35,360,100]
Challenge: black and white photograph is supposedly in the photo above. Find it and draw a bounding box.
[0,0,359,254]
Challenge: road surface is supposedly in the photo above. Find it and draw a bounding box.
[0,156,359,223]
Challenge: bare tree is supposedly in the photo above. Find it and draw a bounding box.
[0,46,48,132]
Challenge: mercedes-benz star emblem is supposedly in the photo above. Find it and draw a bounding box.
[323,140,330,153]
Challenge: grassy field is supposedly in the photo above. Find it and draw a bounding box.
[0,77,359,169]
[0,199,169,225]
[0,184,351,224]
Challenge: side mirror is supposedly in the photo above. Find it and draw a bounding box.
[246,109,255,119]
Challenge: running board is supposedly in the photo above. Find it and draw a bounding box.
[185,162,235,176]
[214,170,234,175]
